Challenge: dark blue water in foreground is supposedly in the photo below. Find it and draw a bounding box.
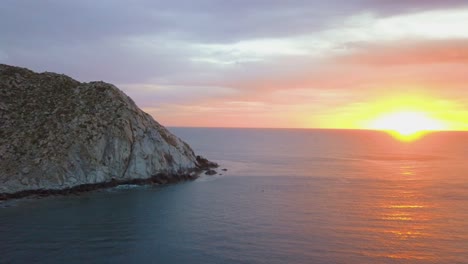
[2,128,468,263]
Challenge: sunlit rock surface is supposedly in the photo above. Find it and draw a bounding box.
[0,64,216,197]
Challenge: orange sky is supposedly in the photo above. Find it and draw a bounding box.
[2,1,468,130]
[134,8,468,130]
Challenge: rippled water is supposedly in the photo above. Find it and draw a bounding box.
[1,128,468,263]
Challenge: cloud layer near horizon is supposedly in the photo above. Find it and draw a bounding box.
[2,0,468,129]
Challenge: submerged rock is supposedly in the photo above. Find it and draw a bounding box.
[204,170,217,176]
[0,64,217,199]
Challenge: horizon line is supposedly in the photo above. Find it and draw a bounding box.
[165,126,468,132]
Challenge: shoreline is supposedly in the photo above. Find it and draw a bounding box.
[0,157,219,201]
[0,171,205,201]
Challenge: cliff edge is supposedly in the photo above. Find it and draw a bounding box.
[0,64,217,199]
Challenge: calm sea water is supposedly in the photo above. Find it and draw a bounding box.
[1,128,468,263]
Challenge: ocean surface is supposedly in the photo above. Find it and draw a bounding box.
[1,128,468,263]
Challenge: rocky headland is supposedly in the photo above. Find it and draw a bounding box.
[0,64,218,200]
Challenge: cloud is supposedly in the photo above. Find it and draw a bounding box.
[2,1,468,128]
[336,39,468,65]
[119,83,237,107]
[2,1,468,83]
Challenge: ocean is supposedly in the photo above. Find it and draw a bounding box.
[1,128,468,263]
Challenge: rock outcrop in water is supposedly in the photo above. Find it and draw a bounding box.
[0,64,217,199]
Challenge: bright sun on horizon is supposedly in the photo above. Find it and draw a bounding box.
[367,111,447,141]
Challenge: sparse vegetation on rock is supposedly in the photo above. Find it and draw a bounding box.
[0,64,217,199]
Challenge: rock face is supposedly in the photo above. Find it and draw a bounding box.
[0,64,216,198]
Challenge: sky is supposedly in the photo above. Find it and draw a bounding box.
[1,0,468,130]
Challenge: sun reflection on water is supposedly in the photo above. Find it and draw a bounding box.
[374,164,437,261]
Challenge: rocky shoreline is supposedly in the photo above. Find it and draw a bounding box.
[0,156,218,201]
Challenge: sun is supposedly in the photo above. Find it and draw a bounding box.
[367,111,446,141]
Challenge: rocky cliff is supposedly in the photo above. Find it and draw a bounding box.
[0,64,217,199]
